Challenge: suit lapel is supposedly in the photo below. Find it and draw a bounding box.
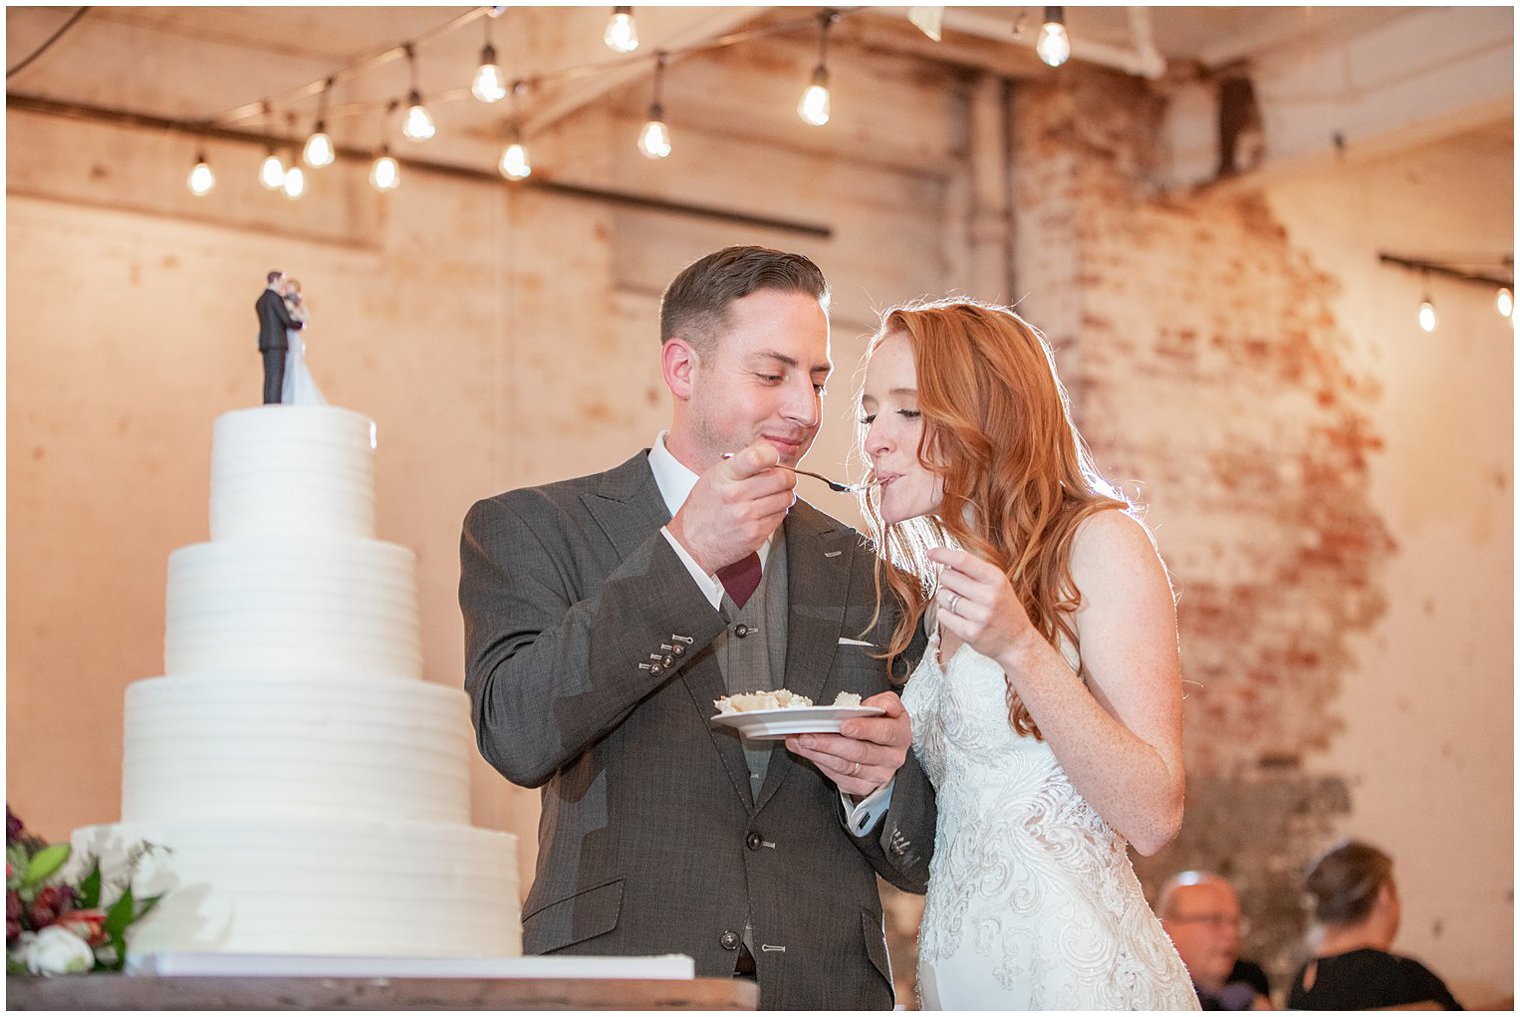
[754,501,857,813]
[580,452,756,810]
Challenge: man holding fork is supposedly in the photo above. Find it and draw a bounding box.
[460,245,934,1008]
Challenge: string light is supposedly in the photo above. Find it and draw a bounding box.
[258,102,285,189]
[187,150,215,196]
[1418,272,1437,333]
[499,131,531,180]
[371,103,400,191]
[798,11,835,127]
[302,79,335,167]
[604,7,638,54]
[282,164,306,199]
[472,16,507,103]
[402,43,435,141]
[259,150,286,189]
[189,7,890,195]
[638,52,672,159]
[1497,287,1513,318]
[1036,6,1072,68]
[371,145,400,191]
[497,82,532,179]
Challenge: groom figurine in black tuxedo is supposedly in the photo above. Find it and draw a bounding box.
[255,270,303,404]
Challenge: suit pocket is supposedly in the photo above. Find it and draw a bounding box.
[860,908,894,991]
[522,876,625,954]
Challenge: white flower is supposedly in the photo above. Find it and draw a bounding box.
[23,925,96,975]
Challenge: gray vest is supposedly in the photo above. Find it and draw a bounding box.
[715,527,789,801]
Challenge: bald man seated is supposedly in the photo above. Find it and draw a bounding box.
[1159,871,1273,1010]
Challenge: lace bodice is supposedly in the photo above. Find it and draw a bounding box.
[903,628,1198,1010]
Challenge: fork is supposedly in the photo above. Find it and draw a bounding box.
[721,452,881,493]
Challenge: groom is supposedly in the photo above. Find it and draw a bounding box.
[255,270,302,404]
[459,246,935,1009]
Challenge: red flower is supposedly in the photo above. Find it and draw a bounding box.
[55,910,108,948]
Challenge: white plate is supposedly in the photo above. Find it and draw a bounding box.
[709,704,884,740]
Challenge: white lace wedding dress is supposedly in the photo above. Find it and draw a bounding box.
[281,323,326,406]
[903,623,1199,1010]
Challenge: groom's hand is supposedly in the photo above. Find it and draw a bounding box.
[786,691,911,797]
[667,442,795,574]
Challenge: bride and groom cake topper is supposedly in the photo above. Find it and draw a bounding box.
[254,269,325,407]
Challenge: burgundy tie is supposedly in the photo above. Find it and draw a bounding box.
[716,552,762,609]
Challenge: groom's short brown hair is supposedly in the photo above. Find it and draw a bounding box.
[659,246,829,358]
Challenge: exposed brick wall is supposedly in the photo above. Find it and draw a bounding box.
[1009,67,1396,992]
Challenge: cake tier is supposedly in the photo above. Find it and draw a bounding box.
[210,406,377,541]
[165,537,420,680]
[121,676,475,824]
[74,819,520,959]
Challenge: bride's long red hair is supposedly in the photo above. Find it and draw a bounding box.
[856,299,1131,738]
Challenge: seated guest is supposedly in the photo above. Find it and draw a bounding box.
[1287,840,1462,1010]
[1159,871,1272,1009]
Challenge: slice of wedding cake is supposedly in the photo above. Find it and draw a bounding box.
[74,405,520,959]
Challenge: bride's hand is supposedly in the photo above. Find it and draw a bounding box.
[927,547,1041,664]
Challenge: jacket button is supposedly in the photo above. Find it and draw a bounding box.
[746,831,763,851]
[648,664,663,678]
[719,930,740,950]
[734,623,749,638]
[662,654,674,668]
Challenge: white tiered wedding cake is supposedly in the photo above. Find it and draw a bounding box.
[75,405,520,959]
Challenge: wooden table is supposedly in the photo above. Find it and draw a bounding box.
[6,974,759,1010]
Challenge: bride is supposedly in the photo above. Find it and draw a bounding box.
[856,298,1198,1010]
[280,278,326,406]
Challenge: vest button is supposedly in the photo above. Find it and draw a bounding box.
[720,930,740,950]
[746,831,763,851]
[734,623,749,638]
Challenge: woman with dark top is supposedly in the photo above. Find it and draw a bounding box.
[1288,840,1462,1010]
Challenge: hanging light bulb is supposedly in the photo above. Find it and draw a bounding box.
[302,127,334,168]
[798,68,831,127]
[370,146,400,192]
[187,151,215,196]
[499,137,531,180]
[1417,298,1437,332]
[1417,270,1437,332]
[638,112,671,159]
[303,79,335,167]
[1036,6,1072,67]
[473,45,507,103]
[257,102,284,189]
[259,149,286,190]
[1496,286,1513,318]
[473,17,506,103]
[282,164,306,199]
[604,7,638,53]
[798,12,835,127]
[638,53,672,159]
[401,43,435,141]
[403,90,435,141]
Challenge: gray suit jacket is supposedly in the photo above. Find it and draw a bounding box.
[460,450,936,1009]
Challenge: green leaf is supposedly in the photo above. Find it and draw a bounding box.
[103,885,136,939]
[77,860,103,910]
[22,843,70,886]
[134,892,164,922]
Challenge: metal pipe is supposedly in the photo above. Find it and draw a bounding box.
[1378,253,1512,290]
[6,90,833,239]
